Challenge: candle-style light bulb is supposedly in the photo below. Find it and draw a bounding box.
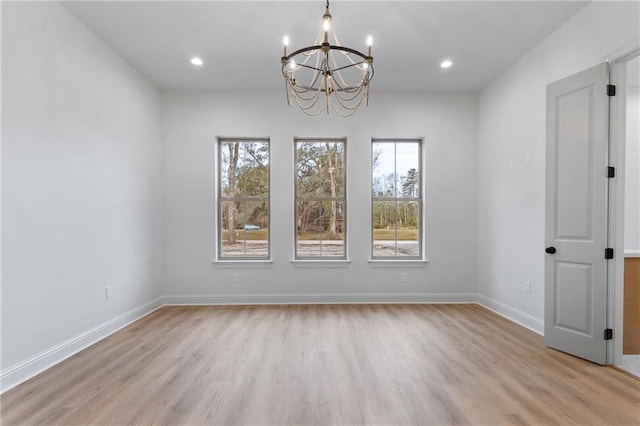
[366,35,373,56]
[283,35,289,56]
[323,18,331,32]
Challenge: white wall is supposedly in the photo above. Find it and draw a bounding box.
[477,1,640,326]
[625,84,640,253]
[161,91,478,301]
[1,1,163,389]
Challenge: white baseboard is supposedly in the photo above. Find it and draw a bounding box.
[0,297,164,394]
[476,294,544,335]
[162,292,478,305]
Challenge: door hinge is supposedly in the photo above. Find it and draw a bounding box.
[607,84,616,96]
[604,328,613,340]
[605,248,614,259]
[606,166,615,178]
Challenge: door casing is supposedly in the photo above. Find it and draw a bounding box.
[607,46,640,369]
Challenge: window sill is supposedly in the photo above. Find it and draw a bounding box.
[368,259,429,267]
[290,259,352,268]
[212,259,274,268]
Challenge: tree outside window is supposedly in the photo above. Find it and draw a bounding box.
[372,139,422,259]
[295,139,346,259]
[218,139,270,259]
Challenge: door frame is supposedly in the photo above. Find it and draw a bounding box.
[606,44,640,368]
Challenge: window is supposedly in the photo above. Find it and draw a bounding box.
[295,139,346,259]
[371,139,422,259]
[218,138,270,259]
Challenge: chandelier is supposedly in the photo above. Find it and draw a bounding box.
[281,0,374,117]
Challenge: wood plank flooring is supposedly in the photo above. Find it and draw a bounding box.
[1,304,639,425]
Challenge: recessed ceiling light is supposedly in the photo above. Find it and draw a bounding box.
[440,59,453,69]
[190,57,204,66]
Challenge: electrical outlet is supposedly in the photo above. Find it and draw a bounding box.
[232,274,239,284]
[401,273,408,283]
[524,281,531,294]
[105,286,112,299]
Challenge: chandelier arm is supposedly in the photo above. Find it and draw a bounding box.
[295,63,326,73]
[301,45,325,90]
[337,47,370,70]
[327,70,368,96]
[283,56,325,97]
[328,51,350,89]
[300,49,324,93]
[334,67,374,93]
[325,60,369,92]
[335,47,360,69]
[289,54,328,95]
[328,48,372,89]
[331,61,368,74]
[327,73,358,96]
[283,74,331,94]
[289,66,325,96]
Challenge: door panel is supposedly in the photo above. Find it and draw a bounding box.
[545,62,609,365]
[554,262,592,335]
[555,87,593,240]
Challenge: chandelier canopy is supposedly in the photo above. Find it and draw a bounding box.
[281,0,374,117]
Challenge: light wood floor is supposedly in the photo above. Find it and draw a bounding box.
[2,304,639,425]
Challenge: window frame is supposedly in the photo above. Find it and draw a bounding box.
[216,137,271,261]
[294,137,348,260]
[371,138,423,260]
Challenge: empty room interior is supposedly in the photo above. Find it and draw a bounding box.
[2,0,640,424]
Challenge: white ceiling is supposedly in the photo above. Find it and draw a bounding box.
[62,1,587,92]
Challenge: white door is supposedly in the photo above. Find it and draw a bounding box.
[545,63,610,365]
